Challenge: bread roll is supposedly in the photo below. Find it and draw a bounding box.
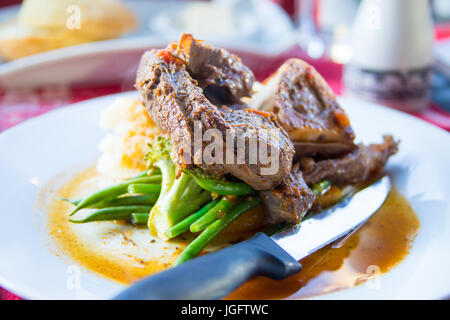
[18,0,137,40]
[0,18,93,61]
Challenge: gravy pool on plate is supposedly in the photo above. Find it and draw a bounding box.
[46,166,419,299]
[44,96,419,299]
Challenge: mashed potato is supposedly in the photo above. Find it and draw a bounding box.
[97,97,161,179]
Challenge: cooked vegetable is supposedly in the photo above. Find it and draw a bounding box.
[164,200,219,239]
[131,170,153,179]
[174,196,261,265]
[131,213,149,225]
[144,136,211,238]
[102,194,158,206]
[60,135,263,263]
[190,196,237,233]
[57,197,80,206]
[58,194,158,209]
[69,174,161,216]
[69,205,153,223]
[311,179,332,196]
[127,183,161,194]
[186,169,254,196]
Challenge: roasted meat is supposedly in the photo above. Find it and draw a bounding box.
[167,33,254,105]
[136,49,230,165]
[136,38,293,191]
[262,136,398,225]
[300,135,399,186]
[136,35,399,226]
[250,59,356,158]
[220,106,295,190]
[260,163,315,225]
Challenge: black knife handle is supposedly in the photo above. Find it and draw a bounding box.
[114,232,302,300]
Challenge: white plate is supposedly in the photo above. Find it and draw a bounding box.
[0,1,295,88]
[0,92,449,300]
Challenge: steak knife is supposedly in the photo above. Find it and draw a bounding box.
[114,176,391,300]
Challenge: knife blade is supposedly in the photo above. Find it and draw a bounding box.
[271,176,391,260]
[114,176,391,300]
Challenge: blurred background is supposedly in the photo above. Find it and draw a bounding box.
[0,0,449,138]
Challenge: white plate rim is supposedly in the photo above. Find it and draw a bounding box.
[0,92,449,300]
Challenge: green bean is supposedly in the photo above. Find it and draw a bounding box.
[177,190,212,218]
[131,213,149,225]
[69,175,161,216]
[164,199,219,239]
[179,178,204,202]
[57,197,80,206]
[69,205,153,223]
[311,180,332,196]
[104,194,158,207]
[132,169,162,179]
[130,170,150,179]
[131,175,162,184]
[174,196,261,265]
[190,196,237,233]
[187,171,253,196]
[58,194,158,208]
[128,183,161,194]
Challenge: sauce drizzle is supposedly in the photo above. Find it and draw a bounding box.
[46,169,420,299]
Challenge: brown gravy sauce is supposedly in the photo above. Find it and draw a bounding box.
[47,167,173,283]
[46,167,420,299]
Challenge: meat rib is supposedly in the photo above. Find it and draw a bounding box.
[170,33,254,105]
[250,58,356,158]
[136,37,293,190]
[300,135,399,186]
[135,35,399,226]
[260,163,315,225]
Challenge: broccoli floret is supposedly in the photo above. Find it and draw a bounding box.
[145,136,211,239]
